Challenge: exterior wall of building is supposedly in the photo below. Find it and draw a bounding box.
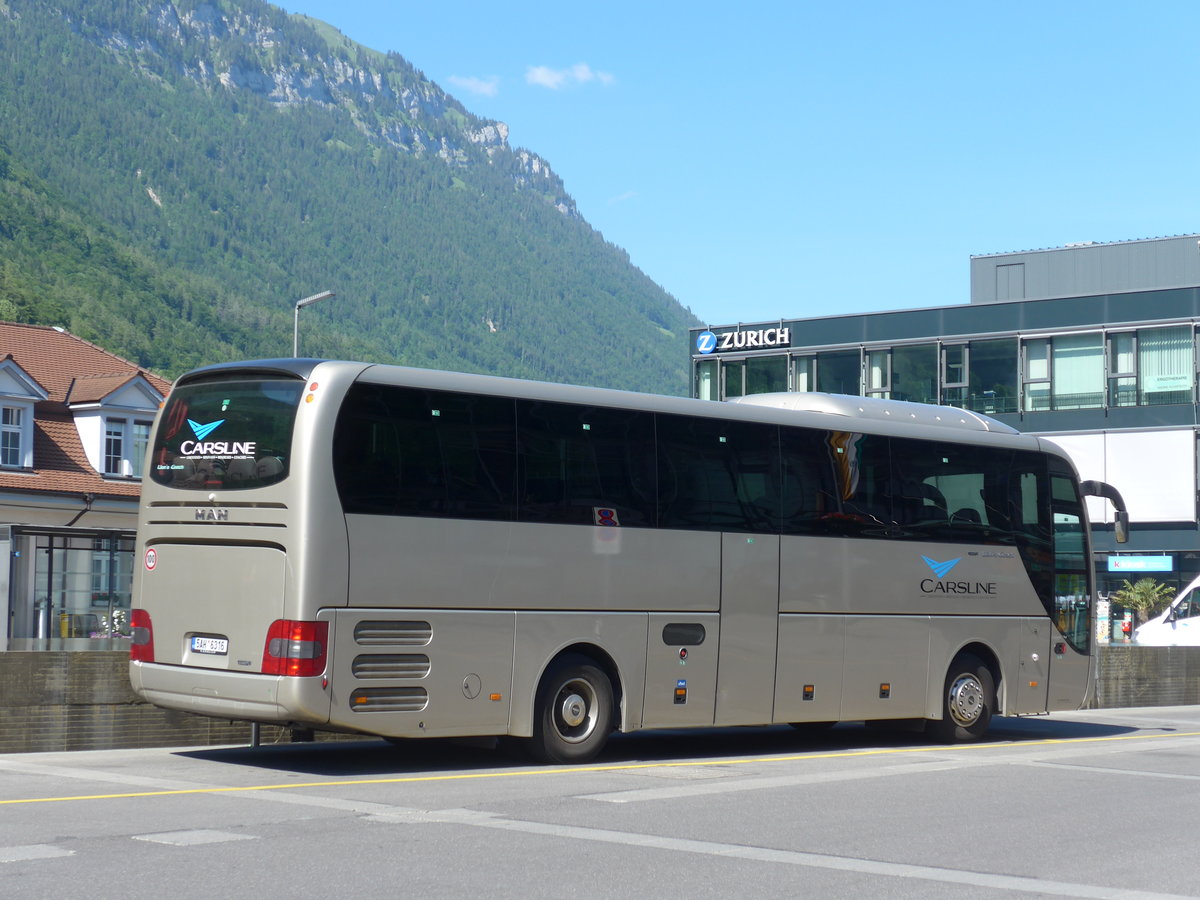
[970,234,1200,304]
[0,322,170,655]
[1,491,140,652]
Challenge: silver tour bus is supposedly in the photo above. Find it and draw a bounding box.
[130,359,1128,762]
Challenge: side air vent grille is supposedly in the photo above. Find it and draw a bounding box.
[349,687,428,712]
[353,621,433,646]
[351,654,431,680]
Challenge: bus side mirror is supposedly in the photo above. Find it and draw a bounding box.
[1079,480,1129,544]
[1114,510,1129,544]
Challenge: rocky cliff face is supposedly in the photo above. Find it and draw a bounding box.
[71,0,577,215]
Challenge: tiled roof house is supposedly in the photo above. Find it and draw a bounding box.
[0,322,172,649]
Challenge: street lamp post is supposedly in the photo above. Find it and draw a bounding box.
[292,290,335,358]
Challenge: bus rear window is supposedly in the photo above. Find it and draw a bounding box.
[149,378,304,490]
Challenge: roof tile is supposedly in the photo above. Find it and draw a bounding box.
[0,322,173,499]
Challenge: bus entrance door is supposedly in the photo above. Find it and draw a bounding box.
[1013,617,1050,714]
[1046,625,1092,712]
[714,532,781,726]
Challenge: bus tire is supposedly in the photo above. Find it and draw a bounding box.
[928,653,994,743]
[531,655,614,764]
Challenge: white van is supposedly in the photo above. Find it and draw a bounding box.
[1133,575,1200,646]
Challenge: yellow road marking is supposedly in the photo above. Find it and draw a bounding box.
[3,729,1198,806]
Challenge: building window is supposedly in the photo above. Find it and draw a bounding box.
[132,420,151,475]
[722,360,745,398]
[866,349,890,399]
[890,344,938,404]
[1138,325,1191,406]
[104,418,124,474]
[7,531,136,646]
[941,344,968,407]
[90,535,134,625]
[868,344,938,403]
[944,339,1017,414]
[1023,340,1051,411]
[969,339,1019,414]
[1051,333,1104,410]
[1108,332,1137,407]
[1,406,23,467]
[1024,334,1103,411]
[814,349,861,395]
[745,356,788,395]
[793,356,815,392]
[104,417,153,477]
[695,359,718,401]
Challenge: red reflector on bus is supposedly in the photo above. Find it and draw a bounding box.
[261,620,328,677]
[129,609,154,663]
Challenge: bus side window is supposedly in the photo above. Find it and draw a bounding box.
[889,437,1023,544]
[829,432,891,535]
[656,414,778,533]
[780,425,838,535]
[333,385,403,515]
[516,401,655,527]
[426,391,516,521]
[336,385,516,522]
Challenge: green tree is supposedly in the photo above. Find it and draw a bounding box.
[1110,578,1176,626]
[0,0,699,389]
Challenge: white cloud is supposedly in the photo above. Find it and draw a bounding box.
[526,63,614,90]
[608,190,638,205]
[526,65,567,89]
[448,75,500,97]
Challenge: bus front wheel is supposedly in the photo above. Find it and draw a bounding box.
[928,653,994,742]
[531,655,614,764]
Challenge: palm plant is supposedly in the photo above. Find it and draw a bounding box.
[1110,578,1176,627]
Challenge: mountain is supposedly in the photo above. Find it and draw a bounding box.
[0,0,699,393]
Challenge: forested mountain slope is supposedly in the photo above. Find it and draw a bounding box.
[0,0,698,392]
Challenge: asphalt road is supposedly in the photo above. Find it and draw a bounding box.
[2,707,1199,899]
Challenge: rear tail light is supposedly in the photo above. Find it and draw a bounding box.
[130,609,155,663]
[262,620,328,677]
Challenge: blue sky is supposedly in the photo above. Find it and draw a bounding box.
[282,1,1200,327]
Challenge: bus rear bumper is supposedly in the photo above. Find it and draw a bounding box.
[129,661,327,725]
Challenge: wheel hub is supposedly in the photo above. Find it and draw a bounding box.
[552,678,599,744]
[947,674,984,727]
[560,692,587,728]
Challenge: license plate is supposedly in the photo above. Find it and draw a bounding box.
[191,635,229,655]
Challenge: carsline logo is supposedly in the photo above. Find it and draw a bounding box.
[179,418,256,458]
[919,555,997,595]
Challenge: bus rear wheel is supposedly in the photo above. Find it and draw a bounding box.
[928,653,994,743]
[531,655,614,764]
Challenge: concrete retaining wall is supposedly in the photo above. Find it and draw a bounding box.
[2,647,1198,753]
[0,652,315,753]
[1088,645,1200,708]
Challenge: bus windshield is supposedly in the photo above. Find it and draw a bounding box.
[149,376,304,490]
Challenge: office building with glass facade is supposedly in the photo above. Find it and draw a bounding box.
[689,234,1200,637]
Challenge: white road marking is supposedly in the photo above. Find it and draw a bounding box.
[0,844,73,863]
[132,829,257,846]
[396,807,1194,899]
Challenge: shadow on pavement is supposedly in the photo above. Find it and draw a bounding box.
[175,713,1142,778]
